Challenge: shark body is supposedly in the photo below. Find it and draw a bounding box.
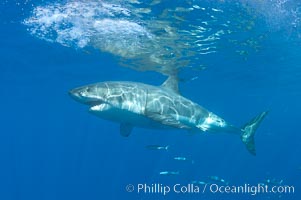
[69,76,268,155]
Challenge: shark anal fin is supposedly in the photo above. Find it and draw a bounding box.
[120,123,133,137]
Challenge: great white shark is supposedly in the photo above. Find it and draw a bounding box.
[69,76,268,155]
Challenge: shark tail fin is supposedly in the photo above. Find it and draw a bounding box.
[241,111,268,156]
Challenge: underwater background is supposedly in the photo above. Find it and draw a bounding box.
[1,0,301,199]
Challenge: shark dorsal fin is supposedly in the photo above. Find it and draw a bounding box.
[161,75,179,94]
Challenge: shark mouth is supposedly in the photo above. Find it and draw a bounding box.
[87,100,105,107]
[89,103,111,112]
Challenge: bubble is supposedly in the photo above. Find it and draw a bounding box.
[24,0,233,75]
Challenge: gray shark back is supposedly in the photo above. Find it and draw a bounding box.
[145,86,210,129]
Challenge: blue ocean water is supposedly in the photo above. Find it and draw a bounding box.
[1,0,301,200]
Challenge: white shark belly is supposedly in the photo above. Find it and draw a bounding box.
[89,104,170,129]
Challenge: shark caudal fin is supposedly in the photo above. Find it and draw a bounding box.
[241,111,268,156]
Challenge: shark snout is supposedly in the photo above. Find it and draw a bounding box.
[69,88,79,98]
[68,87,86,103]
[68,86,103,105]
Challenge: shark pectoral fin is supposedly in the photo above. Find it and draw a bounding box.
[120,123,133,137]
[147,112,190,129]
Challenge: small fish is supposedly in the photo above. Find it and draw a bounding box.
[174,156,188,161]
[159,171,180,175]
[211,8,223,13]
[209,176,219,181]
[209,176,229,185]
[191,180,207,185]
[190,76,199,81]
[173,156,195,164]
[264,178,283,185]
[146,145,169,150]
